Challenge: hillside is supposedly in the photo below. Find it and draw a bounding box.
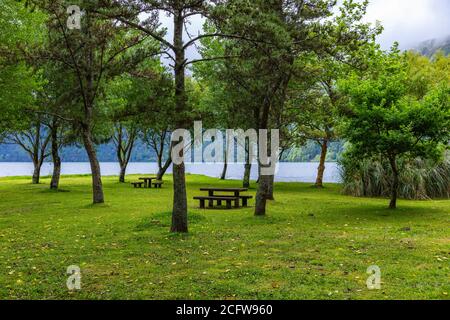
[0,140,157,162]
[0,140,344,163]
[414,35,450,57]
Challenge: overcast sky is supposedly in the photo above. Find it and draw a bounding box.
[157,0,450,63]
[364,0,450,49]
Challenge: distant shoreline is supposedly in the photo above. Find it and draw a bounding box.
[0,162,342,183]
[0,161,338,164]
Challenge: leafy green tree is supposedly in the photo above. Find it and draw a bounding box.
[31,0,160,203]
[105,61,172,182]
[135,72,175,181]
[106,75,141,183]
[340,47,450,209]
[287,56,352,187]
[0,0,49,183]
[0,0,44,134]
[406,50,450,99]
[33,60,81,189]
[97,0,256,232]
[210,0,379,215]
[193,28,256,184]
[113,123,138,183]
[3,117,51,184]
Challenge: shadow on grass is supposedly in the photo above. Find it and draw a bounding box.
[239,214,289,225]
[274,182,343,195]
[81,203,111,210]
[329,203,443,221]
[39,188,71,193]
[135,212,207,230]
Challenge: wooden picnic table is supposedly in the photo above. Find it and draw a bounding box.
[198,187,252,208]
[139,177,157,188]
[200,187,249,197]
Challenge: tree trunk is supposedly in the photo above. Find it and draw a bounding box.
[157,158,172,180]
[254,95,272,216]
[255,169,270,216]
[171,161,188,233]
[243,141,252,188]
[170,11,188,233]
[82,129,104,204]
[32,161,41,184]
[82,12,104,204]
[361,165,367,197]
[266,174,274,200]
[31,123,41,184]
[116,125,126,183]
[220,160,227,180]
[262,130,274,201]
[50,126,61,190]
[119,165,126,183]
[315,140,328,188]
[389,156,399,209]
[256,164,261,184]
[243,162,251,188]
[116,130,135,183]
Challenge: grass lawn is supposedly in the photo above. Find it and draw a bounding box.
[0,174,448,300]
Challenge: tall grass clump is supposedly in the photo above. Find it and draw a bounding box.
[339,153,450,200]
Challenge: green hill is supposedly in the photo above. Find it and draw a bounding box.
[415,35,450,57]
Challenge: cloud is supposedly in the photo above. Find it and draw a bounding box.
[364,0,450,49]
[157,13,205,66]
[157,0,450,64]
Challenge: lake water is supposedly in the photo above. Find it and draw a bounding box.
[0,162,341,183]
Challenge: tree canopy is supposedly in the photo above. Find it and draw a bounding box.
[340,46,450,208]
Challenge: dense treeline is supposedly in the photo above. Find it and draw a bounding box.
[0,139,345,162]
[0,0,448,233]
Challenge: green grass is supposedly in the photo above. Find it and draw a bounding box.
[0,174,448,300]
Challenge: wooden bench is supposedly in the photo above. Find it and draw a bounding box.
[131,182,144,188]
[152,181,164,189]
[139,177,157,188]
[194,196,240,209]
[198,187,252,208]
[216,195,253,207]
[240,195,253,207]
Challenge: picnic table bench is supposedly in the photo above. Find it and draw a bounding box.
[152,181,164,188]
[132,177,163,189]
[195,188,253,209]
[138,177,158,188]
[131,181,144,188]
[194,196,239,209]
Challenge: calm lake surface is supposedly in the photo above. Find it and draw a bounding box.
[0,162,341,183]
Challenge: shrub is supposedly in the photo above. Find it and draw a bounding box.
[339,153,450,200]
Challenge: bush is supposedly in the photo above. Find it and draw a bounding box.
[339,153,450,200]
